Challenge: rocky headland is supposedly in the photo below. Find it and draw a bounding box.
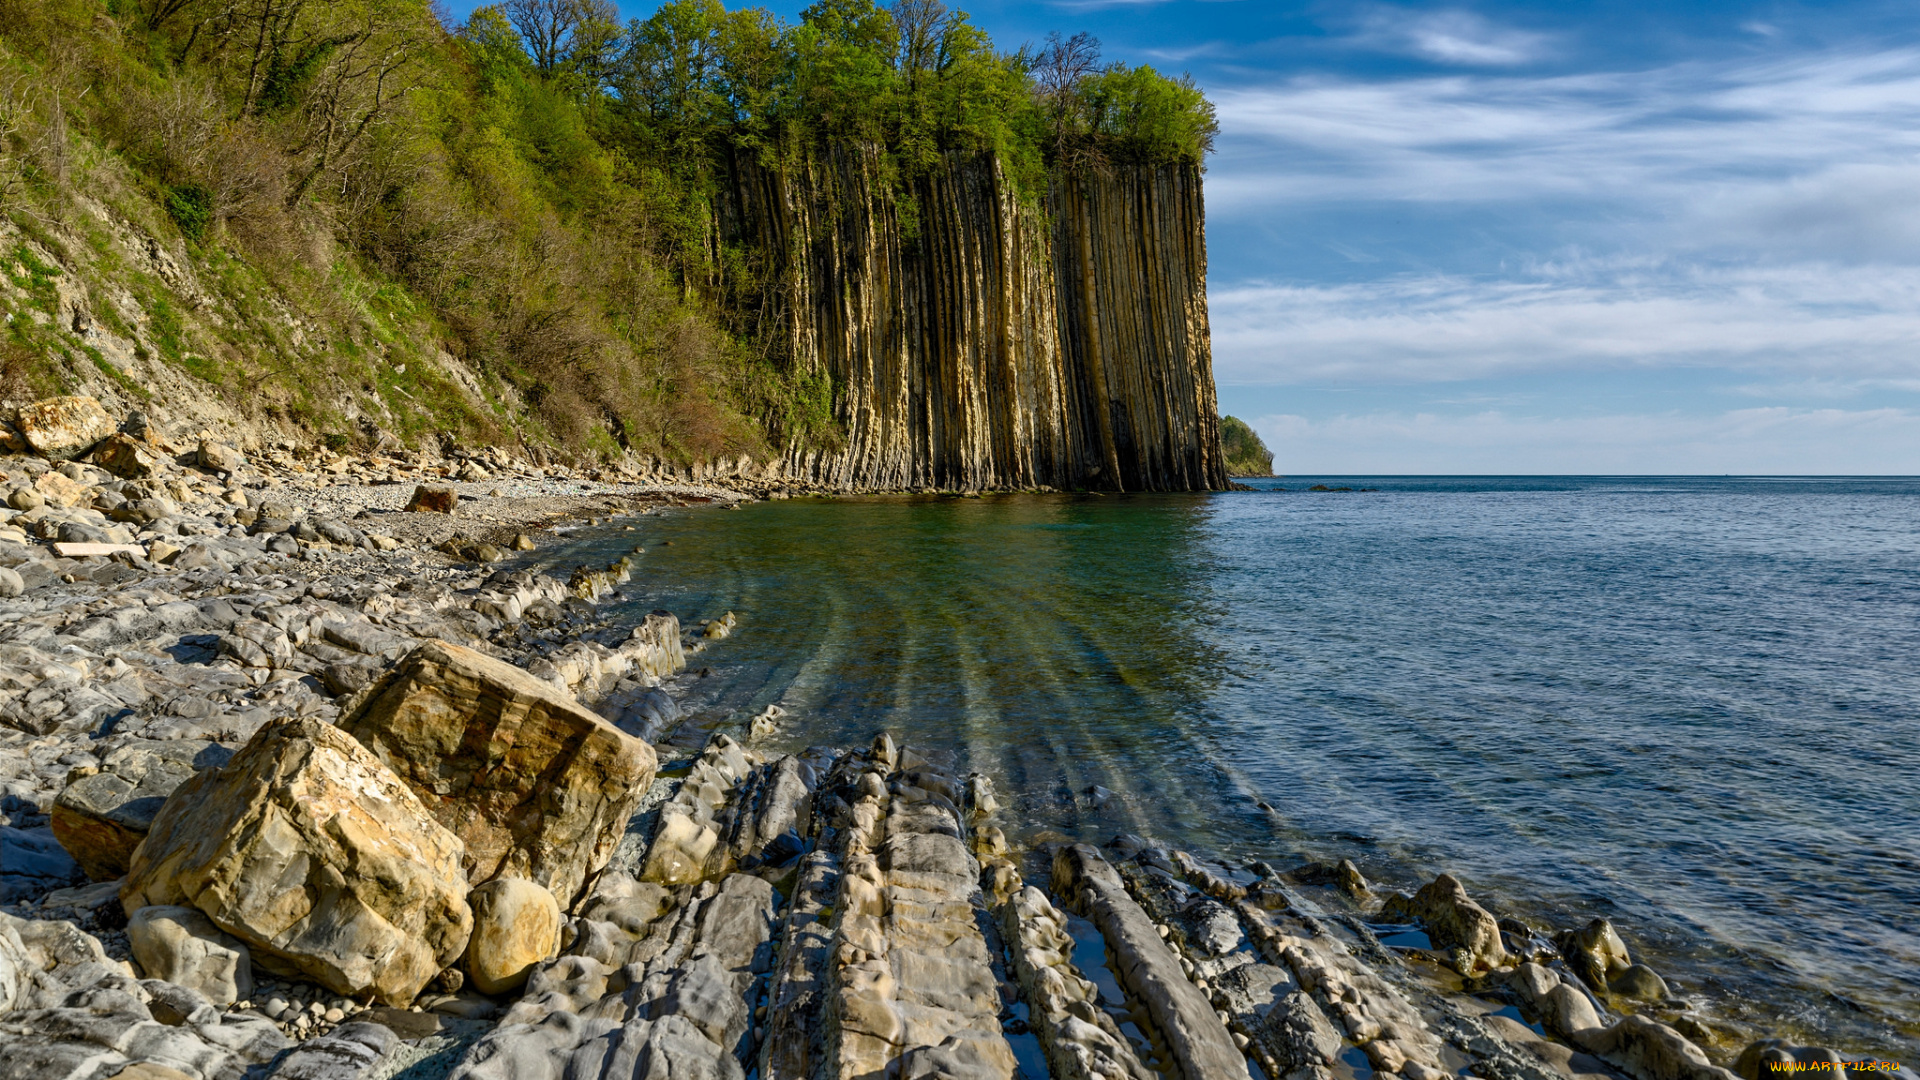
[0,397,1874,1080]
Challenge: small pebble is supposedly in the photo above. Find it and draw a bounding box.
[324,1008,345,1023]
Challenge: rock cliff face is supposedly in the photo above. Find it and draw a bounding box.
[722,147,1227,492]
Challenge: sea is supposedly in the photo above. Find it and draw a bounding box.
[537,476,1920,1056]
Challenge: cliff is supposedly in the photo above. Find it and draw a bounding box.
[721,147,1227,493]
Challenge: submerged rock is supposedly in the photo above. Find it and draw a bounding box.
[121,716,472,1004]
[340,639,658,907]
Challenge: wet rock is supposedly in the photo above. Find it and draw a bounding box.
[340,640,657,907]
[1288,858,1370,900]
[1377,873,1508,975]
[51,740,232,882]
[1610,963,1670,1002]
[466,878,562,995]
[121,716,472,1004]
[406,485,457,513]
[127,906,252,1006]
[1507,961,1602,1038]
[1052,844,1244,1080]
[1558,918,1634,994]
[1000,884,1155,1080]
[17,396,114,460]
[1576,1015,1740,1080]
[92,434,169,480]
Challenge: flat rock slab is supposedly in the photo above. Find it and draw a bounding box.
[51,542,146,557]
[1053,844,1248,1080]
[52,739,232,881]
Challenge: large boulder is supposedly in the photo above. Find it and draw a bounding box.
[127,905,253,1006]
[51,740,233,882]
[196,440,244,475]
[465,878,561,995]
[340,640,657,907]
[91,433,169,480]
[120,716,472,1004]
[405,485,456,513]
[16,396,114,460]
[1377,873,1509,975]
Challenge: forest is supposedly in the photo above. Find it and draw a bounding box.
[0,0,1217,463]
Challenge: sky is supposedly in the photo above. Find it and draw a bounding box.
[454,0,1920,473]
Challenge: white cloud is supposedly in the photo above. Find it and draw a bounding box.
[1353,8,1553,67]
[1203,47,1920,221]
[1250,407,1920,473]
[1209,264,1920,385]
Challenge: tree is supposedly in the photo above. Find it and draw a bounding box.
[890,0,944,89]
[504,0,621,81]
[1032,30,1098,163]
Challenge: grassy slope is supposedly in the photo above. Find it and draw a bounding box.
[0,0,1217,466]
[0,0,766,463]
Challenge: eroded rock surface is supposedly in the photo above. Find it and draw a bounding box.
[340,639,657,907]
[51,740,232,882]
[120,716,472,1003]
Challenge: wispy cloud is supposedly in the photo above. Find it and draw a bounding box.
[1205,47,1920,215]
[1202,43,1920,408]
[1211,263,1920,386]
[1350,7,1553,66]
[1250,406,1920,473]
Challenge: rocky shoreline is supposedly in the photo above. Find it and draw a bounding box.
[0,398,1880,1080]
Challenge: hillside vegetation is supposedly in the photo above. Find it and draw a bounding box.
[1220,415,1274,476]
[0,0,1214,465]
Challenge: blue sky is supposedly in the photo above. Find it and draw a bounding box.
[456,0,1920,473]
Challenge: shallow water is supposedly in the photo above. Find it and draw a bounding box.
[542,477,1920,1055]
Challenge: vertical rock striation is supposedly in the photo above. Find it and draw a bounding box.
[722,147,1227,492]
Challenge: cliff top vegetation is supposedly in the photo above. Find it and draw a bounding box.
[1220,416,1275,477]
[0,0,1216,464]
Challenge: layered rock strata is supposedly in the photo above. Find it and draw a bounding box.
[722,149,1227,493]
[339,639,659,908]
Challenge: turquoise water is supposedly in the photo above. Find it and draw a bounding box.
[541,477,1920,1055]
